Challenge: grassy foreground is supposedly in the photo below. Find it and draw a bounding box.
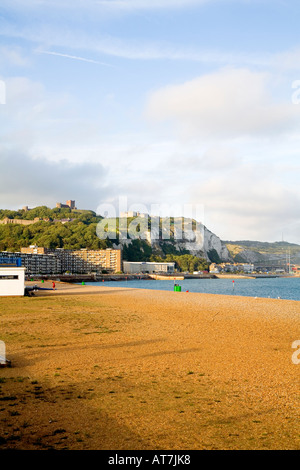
[0,282,300,450]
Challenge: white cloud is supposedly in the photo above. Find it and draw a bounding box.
[0,75,108,209]
[0,144,109,210]
[273,48,300,71]
[0,46,30,68]
[5,77,45,105]
[186,156,300,242]
[168,146,240,172]
[0,76,75,141]
[145,67,299,139]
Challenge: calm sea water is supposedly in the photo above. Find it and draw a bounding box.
[86,277,300,301]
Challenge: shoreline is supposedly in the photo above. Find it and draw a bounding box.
[23,278,300,303]
[215,274,254,279]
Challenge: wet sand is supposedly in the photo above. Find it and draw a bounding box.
[0,281,299,450]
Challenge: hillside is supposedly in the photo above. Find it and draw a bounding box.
[4,206,299,268]
[0,206,100,222]
[225,240,300,264]
[0,206,231,268]
[0,206,109,251]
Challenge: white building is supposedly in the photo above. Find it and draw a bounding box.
[119,211,148,218]
[123,261,175,274]
[240,264,254,273]
[209,263,220,274]
[0,267,26,296]
[120,211,139,218]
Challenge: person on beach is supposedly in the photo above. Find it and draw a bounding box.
[52,282,56,290]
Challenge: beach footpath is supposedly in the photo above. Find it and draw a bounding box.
[0,281,299,450]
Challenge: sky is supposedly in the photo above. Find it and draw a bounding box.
[1,0,300,242]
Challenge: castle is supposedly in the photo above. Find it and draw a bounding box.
[0,200,77,226]
[56,200,76,210]
[0,217,45,226]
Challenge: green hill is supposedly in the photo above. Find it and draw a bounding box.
[0,206,99,222]
[0,206,108,251]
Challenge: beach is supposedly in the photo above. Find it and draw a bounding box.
[0,281,299,450]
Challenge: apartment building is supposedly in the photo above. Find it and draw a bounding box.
[0,251,61,276]
[1,247,122,275]
[21,246,48,255]
[55,248,122,274]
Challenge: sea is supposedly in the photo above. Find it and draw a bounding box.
[85,277,300,302]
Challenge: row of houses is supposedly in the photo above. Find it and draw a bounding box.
[209,263,255,274]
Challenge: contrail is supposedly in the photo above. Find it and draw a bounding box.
[37,50,114,67]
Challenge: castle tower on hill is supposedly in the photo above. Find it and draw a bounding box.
[56,200,76,210]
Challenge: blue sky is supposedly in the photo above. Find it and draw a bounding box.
[1,0,300,242]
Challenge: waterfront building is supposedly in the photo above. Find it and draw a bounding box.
[209,263,220,274]
[54,248,122,274]
[123,261,175,274]
[0,251,61,276]
[1,246,124,275]
[5,247,123,275]
[21,245,48,255]
[210,263,254,274]
[0,257,25,296]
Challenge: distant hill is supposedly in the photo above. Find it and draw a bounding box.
[225,240,300,264]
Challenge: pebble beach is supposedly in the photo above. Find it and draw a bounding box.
[0,281,299,450]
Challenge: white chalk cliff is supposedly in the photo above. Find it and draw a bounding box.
[116,216,232,262]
